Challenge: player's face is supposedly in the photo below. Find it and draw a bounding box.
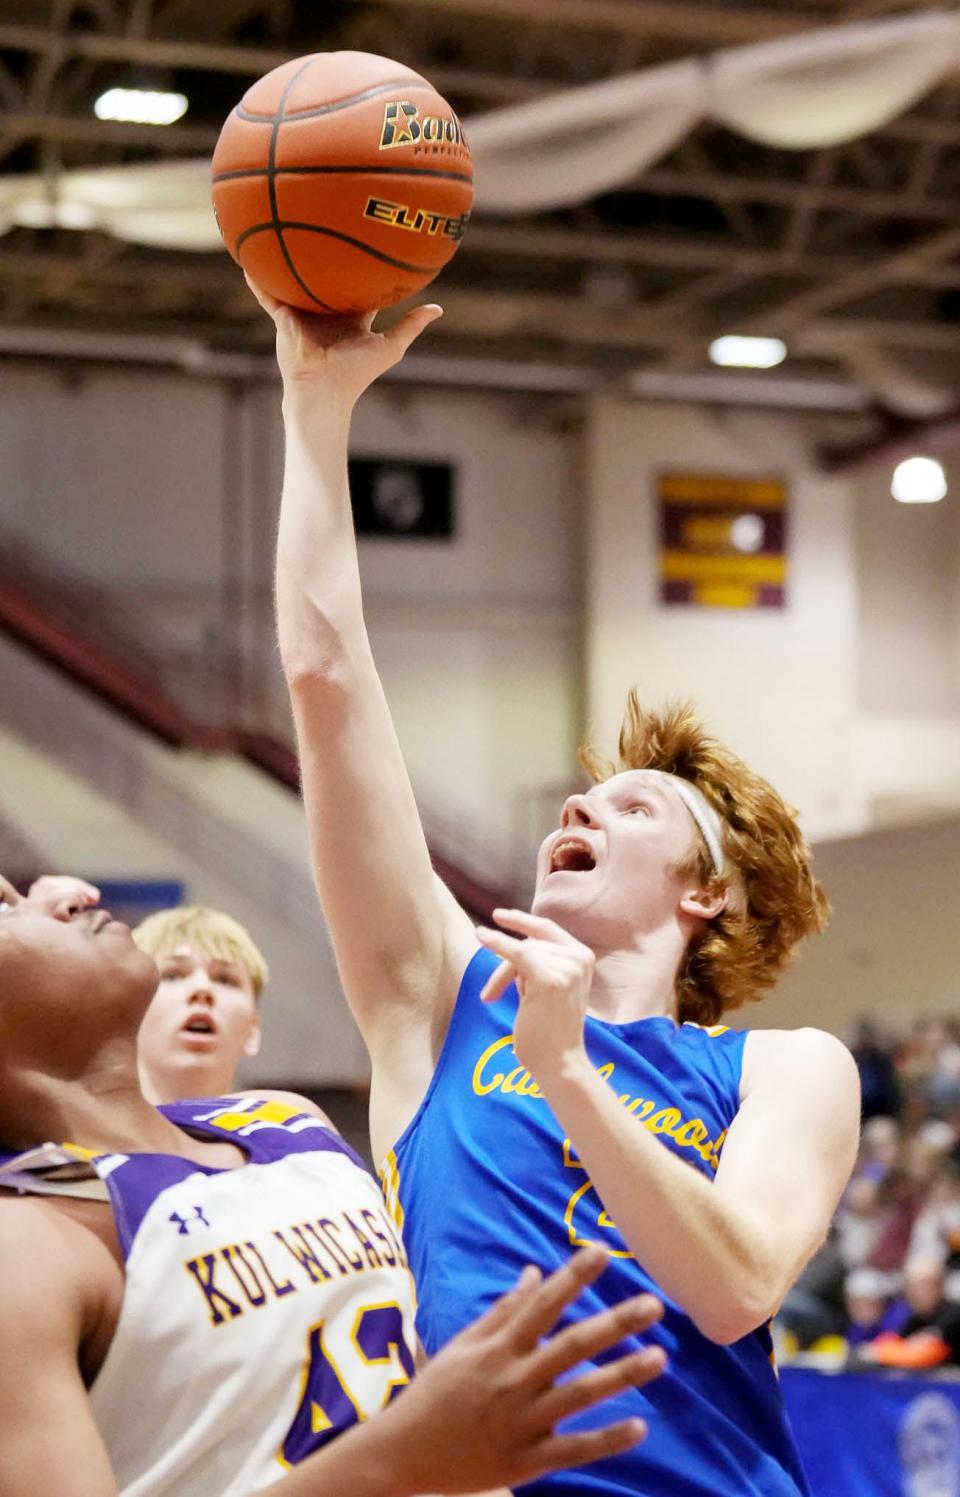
[0,874,158,1054]
[532,770,706,947]
[137,943,260,1092]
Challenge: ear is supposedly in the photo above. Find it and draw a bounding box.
[243,1013,262,1059]
[679,886,728,922]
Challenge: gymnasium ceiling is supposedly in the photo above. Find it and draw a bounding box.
[1,0,960,440]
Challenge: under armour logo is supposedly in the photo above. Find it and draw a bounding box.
[169,1205,210,1235]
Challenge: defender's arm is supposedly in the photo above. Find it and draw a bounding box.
[0,1202,118,1497]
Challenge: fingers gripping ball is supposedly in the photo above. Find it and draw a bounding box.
[212,51,473,315]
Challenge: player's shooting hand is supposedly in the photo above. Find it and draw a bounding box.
[476,908,594,1078]
[380,1244,664,1495]
[244,272,441,402]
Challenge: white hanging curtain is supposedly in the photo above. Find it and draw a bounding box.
[467,59,702,212]
[0,13,957,243]
[707,12,960,150]
[0,158,221,247]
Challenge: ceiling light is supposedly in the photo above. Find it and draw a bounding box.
[94,87,188,126]
[890,455,947,505]
[708,335,787,370]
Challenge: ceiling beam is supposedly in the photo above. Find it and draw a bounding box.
[0,24,541,104]
[0,22,293,74]
[799,318,960,355]
[755,225,960,335]
[350,0,817,44]
[0,109,219,150]
[0,243,955,356]
[465,222,960,289]
[2,215,960,301]
[639,167,960,225]
[653,224,960,369]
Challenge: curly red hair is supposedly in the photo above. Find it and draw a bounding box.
[580,693,829,1026]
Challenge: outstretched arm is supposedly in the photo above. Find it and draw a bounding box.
[257,283,477,1119]
[478,910,860,1344]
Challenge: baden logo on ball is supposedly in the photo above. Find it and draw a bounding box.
[211,51,474,316]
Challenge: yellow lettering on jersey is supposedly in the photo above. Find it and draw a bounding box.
[472,1035,515,1095]
[502,1065,534,1095]
[311,1403,334,1434]
[464,1029,739,1262]
[562,1180,633,1259]
[672,1118,710,1151]
[646,1107,684,1136]
[471,1033,727,1172]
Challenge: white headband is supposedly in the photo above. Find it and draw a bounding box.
[643,770,727,876]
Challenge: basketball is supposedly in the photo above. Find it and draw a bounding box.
[211,52,473,315]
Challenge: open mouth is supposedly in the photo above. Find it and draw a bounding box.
[549,839,597,874]
[181,1015,217,1037]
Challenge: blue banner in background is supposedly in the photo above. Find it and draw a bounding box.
[782,1367,960,1497]
[94,880,184,924]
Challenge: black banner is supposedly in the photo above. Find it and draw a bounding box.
[348,458,455,539]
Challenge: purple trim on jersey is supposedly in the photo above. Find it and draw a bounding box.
[1,1098,367,1262]
[84,1097,365,1257]
[101,1152,218,1258]
[159,1096,368,1172]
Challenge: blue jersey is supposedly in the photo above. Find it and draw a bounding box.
[382,949,810,1497]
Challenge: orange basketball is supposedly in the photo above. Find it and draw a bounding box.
[211,51,473,315]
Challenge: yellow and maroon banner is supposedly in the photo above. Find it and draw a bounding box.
[658,472,787,609]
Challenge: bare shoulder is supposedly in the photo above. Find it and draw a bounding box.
[742,1026,860,1099]
[0,1194,120,1492]
[0,1192,101,1326]
[236,1087,338,1131]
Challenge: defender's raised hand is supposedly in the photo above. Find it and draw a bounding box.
[376,1245,664,1495]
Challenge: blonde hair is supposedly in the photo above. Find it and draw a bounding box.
[580,693,828,1026]
[132,906,269,998]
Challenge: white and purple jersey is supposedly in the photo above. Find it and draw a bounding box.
[0,1096,417,1496]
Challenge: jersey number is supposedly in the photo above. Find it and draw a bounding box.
[280,1301,416,1467]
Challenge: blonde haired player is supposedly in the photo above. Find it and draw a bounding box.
[253,278,862,1497]
[0,874,665,1495]
[134,905,267,1103]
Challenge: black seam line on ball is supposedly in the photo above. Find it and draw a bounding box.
[213,165,473,185]
[235,219,434,275]
[265,58,339,312]
[235,78,434,124]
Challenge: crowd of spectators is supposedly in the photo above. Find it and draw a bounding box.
[775,1016,960,1372]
